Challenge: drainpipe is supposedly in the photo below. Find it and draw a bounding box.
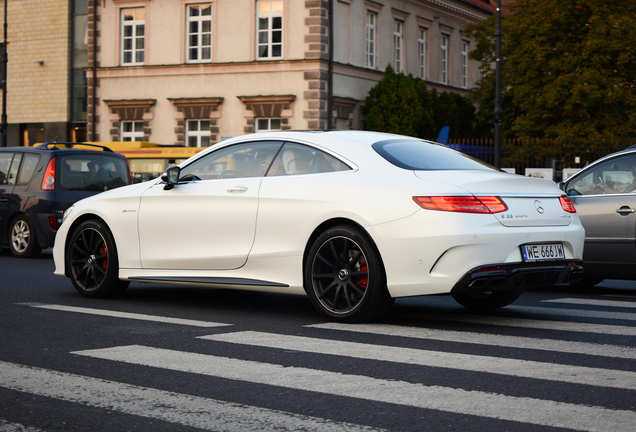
[91,0,97,140]
[327,0,333,130]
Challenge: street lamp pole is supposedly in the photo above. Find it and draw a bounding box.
[494,0,502,168]
[1,0,7,147]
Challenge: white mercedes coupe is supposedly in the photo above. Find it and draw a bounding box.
[53,131,585,322]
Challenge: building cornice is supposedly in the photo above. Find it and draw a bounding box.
[407,0,492,22]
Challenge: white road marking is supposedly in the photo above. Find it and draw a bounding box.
[405,311,636,335]
[543,297,636,309]
[306,322,636,359]
[200,331,636,390]
[0,420,44,432]
[508,304,636,321]
[0,361,385,432]
[18,303,230,328]
[73,344,636,432]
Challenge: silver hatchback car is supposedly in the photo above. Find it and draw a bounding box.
[561,146,636,286]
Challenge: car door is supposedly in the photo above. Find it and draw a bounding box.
[0,152,16,242]
[565,153,636,272]
[137,141,283,270]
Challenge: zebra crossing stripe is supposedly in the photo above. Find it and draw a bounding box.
[73,344,636,432]
[508,304,636,321]
[0,420,45,432]
[405,311,636,335]
[0,361,385,432]
[306,322,636,359]
[18,303,230,328]
[543,298,636,309]
[200,331,636,390]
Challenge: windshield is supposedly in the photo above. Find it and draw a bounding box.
[372,139,495,171]
[58,154,131,191]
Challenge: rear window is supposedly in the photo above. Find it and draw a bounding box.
[58,154,131,191]
[372,139,494,171]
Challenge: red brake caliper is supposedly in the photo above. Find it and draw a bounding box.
[359,262,368,289]
[101,244,108,270]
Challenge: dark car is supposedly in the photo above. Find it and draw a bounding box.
[561,145,636,286]
[0,143,131,257]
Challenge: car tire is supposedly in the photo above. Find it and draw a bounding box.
[305,225,394,322]
[452,286,525,310]
[9,215,42,258]
[67,219,129,298]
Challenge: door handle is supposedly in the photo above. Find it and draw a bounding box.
[227,187,248,194]
[0,198,7,203]
[616,207,635,215]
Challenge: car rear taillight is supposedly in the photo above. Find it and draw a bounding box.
[413,196,508,214]
[126,160,133,184]
[41,158,56,190]
[48,217,57,231]
[560,196,576,213]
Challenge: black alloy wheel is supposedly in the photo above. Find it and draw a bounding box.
[68,220,129,298]
[305,226,393,322]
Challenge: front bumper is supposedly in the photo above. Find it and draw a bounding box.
[451,260,584,294]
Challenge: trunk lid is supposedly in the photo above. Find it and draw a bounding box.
[414,170,573,227]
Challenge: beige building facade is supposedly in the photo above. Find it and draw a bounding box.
[1,0,89,146]
[2,0,494,147]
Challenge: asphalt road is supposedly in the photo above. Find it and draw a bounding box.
[1,249,635,432]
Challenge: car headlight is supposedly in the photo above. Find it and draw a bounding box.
[62,205,74,226]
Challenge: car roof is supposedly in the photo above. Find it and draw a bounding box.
[0,142,126,157]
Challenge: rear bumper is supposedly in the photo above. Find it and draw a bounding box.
[451,260,584,294]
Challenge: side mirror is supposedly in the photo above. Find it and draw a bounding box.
[161,166,180,190]
[557,181,566,191]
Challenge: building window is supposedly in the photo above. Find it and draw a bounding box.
[121,121,144,141]
[365,11,377,69]
[256,0,283,59]
[256,118,282,132]
[461,41,469,88]
[121,8,145,65]
[441,35,449,85]
[418,28,427,79]
[393,20,403,73]
[186,120,211,147]
[186,4,212,63]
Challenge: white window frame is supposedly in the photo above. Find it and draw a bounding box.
[365,11,377,69]
[256,118,282,132]
[120,121,144,141]
[186,3,213,63]
[256,0,283,60]
[393,20,403,73]
[186,119,211,147]
[461,41,469,88]
[418,28,427,79]
[441,35,449,85]
[121,8,145,66]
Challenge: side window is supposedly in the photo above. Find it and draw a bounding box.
[566,155,636,196]
[0,152,14,185]
[17,154,41,185]
[7,153,22,185]
[180,141,283,181]
[267,143,351,177]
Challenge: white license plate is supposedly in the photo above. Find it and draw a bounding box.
[521,243,566,262]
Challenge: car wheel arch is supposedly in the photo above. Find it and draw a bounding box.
[63,214,113,276]
[302,218,384,291]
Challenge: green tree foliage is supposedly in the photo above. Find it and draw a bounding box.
[466,0,636,140]
[364,65,423,137]
[364,65,477,139]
